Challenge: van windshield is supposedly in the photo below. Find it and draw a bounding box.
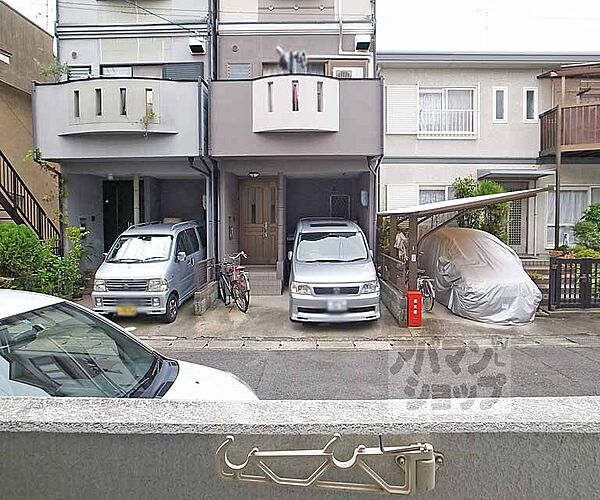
[296,231,368,263]
[107,235,173,263]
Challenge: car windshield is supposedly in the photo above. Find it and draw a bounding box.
[0,302,157,397]
[107,234,173,263]
[296,231,369,262]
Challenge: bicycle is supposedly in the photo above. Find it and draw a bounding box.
[217,251,250,313]
[417,271,436,312]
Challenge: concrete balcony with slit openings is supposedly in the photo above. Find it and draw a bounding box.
[211,74,383,158]
[32,78,205,160]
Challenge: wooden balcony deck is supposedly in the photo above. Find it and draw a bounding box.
[540,102,600,156]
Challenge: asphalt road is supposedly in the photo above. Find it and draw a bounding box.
[162,345,600,400]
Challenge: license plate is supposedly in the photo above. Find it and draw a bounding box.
[116,305,137,317]
[327,299,348,312]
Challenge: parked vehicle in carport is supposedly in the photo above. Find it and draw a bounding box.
[0,290,257,400]
[92,221,206,323]
[420,227,542,325]
[288,219,380,323]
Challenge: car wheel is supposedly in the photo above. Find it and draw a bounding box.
[163,293,178,323]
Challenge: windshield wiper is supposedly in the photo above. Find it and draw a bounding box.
[304,259,344,263]
[126,357,163,398]
[142,256,166,262]
[343,257,367,262]
[110,258,142,263]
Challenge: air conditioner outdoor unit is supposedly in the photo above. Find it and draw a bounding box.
[189,36,206,55]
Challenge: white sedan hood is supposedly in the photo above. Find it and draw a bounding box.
[163,360,258,401]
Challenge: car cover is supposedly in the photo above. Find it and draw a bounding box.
[419,227,542,325]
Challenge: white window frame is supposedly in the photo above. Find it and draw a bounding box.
[492,86,508,123]
[545,185,600,249]
[418,185,451,204]
[417,85,479,139]
[523,87,538,123]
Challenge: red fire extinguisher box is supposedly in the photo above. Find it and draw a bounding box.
[406,290,423,327]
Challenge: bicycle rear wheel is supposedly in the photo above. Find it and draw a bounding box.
[232,282,249,313]
[218,273,230,305]
[422,282,435,312]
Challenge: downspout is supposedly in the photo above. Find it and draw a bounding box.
[336,0,374,72]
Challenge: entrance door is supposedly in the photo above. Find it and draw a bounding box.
[103,180,134,252]
[239,179,278,265]
[502,181,528,254]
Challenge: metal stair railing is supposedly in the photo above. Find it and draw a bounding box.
[0,149,60,246]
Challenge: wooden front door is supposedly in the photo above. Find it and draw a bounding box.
[239,179,278,265]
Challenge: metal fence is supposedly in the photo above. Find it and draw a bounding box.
[549,257,600,309]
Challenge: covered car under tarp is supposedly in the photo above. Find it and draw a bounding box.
[420,227,541,325]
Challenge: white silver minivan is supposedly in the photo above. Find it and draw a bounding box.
[92,221,205,323]
[288,219,380,323]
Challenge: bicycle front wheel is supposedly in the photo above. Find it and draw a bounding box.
[232,282,249,313]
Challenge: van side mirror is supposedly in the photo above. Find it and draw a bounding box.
[177,251,186,262]
[287,251,293,261]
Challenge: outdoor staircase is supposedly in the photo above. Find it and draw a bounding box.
[520,255,550,306]
[0,149,60,245]
[245,266,283,296]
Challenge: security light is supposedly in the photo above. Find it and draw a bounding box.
[189,36,206,55]
[248,172,260,178]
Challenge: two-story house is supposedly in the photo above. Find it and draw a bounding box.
[33,0,213,268]
[379,52,600,257]
[0,1,59,243]
[211,0,382,293]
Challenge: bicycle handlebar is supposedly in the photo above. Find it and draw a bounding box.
[228,251,248,260]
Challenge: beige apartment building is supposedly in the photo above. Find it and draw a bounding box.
[0,1,59,238]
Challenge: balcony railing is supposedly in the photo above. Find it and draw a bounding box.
[540,102,600,155]
[418,109,477,139]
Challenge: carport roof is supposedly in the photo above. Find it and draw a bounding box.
[378,187,549,218]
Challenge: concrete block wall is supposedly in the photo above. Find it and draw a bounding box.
[1,396,599,500]
[380,279,407,325]
[194,281,218,315]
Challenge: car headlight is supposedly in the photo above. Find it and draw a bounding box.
[93,279,106,292]
[148,278,168,292]
[290,281,311,295]
[361,280,380,294]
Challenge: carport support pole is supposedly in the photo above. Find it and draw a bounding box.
[554,75,565,250]
[408,215,418,290]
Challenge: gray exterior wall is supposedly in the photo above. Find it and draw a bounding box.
[210,78,383,157]
[1,396,600,500]
[218,34,358,79]
[33,78,201,160]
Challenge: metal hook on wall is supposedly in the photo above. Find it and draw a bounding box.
[216,433,444,495]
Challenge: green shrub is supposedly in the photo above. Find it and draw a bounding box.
[451,176,510,243]
[0,223,87,298]
[574,204,600,251]
[568,244,600,259]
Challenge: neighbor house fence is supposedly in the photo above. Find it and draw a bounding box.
[376,214,407,296]
[549,257,600,309]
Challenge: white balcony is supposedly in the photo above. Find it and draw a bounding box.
[252,75,339,133]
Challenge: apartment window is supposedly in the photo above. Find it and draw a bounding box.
[523,87,538,122]
[101,66,132,77]
[547,188,588,247]
[419,186,447,205]
[493,87,507,122]
[419,87,476,136]
[227,63,252,80]
[73,90,80,118]
[145,88,154,115]
[95,88,102,116]
[292,80,299,111]
[267,81,274,112]
[119,88,127,116]
[317,81,323,112]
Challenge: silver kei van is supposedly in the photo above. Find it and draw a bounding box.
[92,221,206,323]
[288,218,380,323]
